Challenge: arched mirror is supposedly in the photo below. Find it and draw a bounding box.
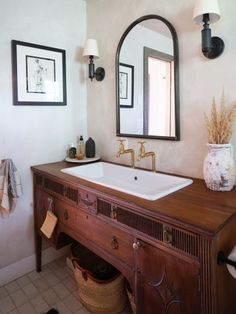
[116,15,180,140]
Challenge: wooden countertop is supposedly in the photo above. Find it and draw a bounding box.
[32,161,236,236]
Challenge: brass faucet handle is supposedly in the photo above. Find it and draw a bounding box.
[117,139,126,144]
[117,139,126,152]
[137,141,146,155]
[137,141,146,145]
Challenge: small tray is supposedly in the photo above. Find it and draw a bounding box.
[65,156,100,163]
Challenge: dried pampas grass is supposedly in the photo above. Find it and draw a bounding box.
[204,94,236,144]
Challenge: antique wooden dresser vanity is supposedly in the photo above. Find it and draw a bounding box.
[32,161,236,314]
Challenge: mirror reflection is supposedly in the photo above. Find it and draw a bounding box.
[116,15,180,140]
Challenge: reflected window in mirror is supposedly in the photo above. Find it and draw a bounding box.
[144,47,175,137]
[116,15,180,140]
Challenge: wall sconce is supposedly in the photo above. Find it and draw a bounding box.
[193,0,224,59]
[83,39,105,81]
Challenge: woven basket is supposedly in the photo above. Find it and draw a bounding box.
[126,282,136,314]
[71,243,128,314]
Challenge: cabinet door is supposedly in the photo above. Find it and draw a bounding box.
[136,241,200,314]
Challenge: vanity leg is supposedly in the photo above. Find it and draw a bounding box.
[134,267,142,314]
[35,234,42,272]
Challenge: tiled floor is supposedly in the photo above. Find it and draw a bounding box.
[0,257,131,314]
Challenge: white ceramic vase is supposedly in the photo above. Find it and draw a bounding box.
[203,143,236,191]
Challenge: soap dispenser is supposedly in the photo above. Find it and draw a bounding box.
[77,135,85,159]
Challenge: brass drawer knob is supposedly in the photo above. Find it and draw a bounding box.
[163,226,172,244]
[111,236,119,250]
[132,240,141,250]
[110,206,117,219]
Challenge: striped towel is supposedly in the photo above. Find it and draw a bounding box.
[0,159,22,215]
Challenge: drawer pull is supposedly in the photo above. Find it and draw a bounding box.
[64,209,69,220]
[111,236,119,250]
[110,207,117,219]
[163,226,172,244]
[133,240,141,250]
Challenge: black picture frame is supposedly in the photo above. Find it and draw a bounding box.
[12,40,67,106]
[119,63,134,108]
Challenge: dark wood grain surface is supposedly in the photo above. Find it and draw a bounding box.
[31,161,236,235]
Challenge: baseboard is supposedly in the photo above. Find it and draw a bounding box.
[0,245,70,286]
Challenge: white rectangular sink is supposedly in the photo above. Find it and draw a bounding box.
[61,162,193,201]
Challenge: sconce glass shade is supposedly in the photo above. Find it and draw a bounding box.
[193,0,221,24]
[83,39,100,58]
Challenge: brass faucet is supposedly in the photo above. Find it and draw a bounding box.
[137,141,156,172]
[116,139,135,168]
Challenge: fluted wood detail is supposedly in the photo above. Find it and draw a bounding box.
[199,238,213,314]
[64,186,78,203]
[172,228,199,258]
[44,178,64,195]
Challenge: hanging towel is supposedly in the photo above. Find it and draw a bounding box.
[0,159,22,215]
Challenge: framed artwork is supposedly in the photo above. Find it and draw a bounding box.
[119,63,134,108]
[12,40,67,106]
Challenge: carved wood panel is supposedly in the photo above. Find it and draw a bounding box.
[136,240,200,314]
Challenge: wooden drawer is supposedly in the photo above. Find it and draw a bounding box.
[97,199,200,259]
[77,213,135,268]
[54,199,79,230]
[55,199,134,268]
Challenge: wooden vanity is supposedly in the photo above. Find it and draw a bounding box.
[32,161,236,314]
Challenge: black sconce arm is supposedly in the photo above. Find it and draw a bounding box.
[217,251,236,268]
[201,13,224,59]
[88,55,105,81]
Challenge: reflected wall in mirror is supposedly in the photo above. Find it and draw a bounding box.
[116,15,180,140]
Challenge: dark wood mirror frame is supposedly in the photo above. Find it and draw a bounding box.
[116,14,180,140]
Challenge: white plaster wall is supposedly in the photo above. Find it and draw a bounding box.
[86,0,236,177]
[0,0,87,270]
